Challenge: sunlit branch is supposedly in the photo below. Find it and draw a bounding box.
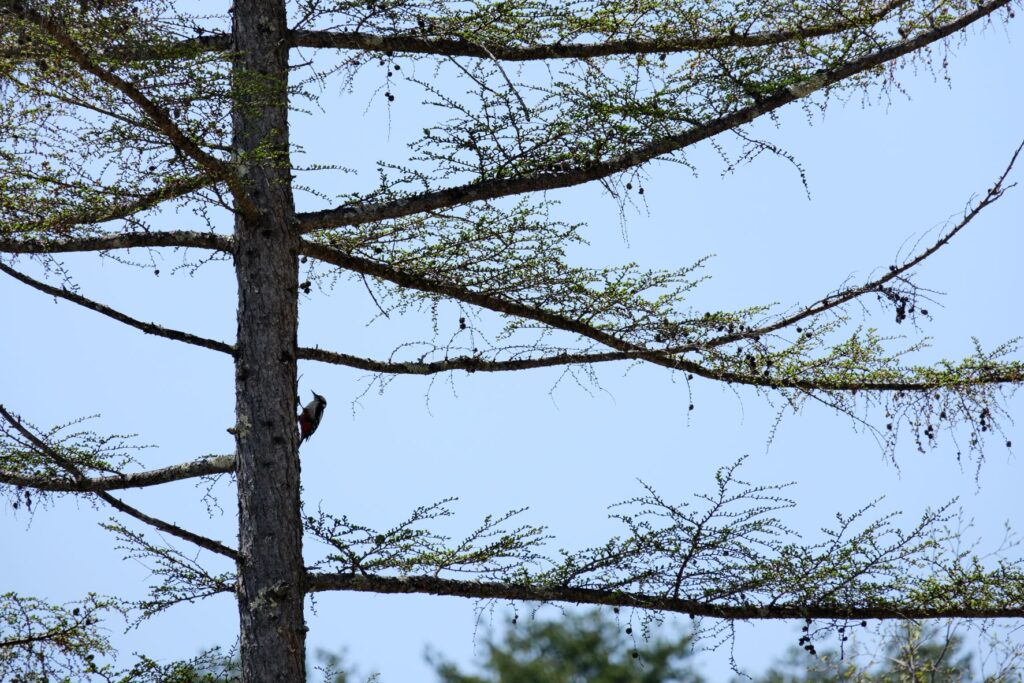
[1,1,256,219]
[305,573,1024,621]
[0,175,213,239]
[0,229,232,254]
[297,0,1009,232]
[0,263,235,356]
[0,405,238,560]
[0,455,235,492]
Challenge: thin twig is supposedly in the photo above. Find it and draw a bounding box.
[0,405,238,561]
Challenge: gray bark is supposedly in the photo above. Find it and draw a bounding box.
[230,0,306,680]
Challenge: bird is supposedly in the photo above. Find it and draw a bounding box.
[297,391,327,444]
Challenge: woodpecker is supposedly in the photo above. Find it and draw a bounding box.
[297,391,327,444]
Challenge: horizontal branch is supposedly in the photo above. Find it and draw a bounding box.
[2,260,530,375]
[3,257,663,377]
[0,405,238,561]
[0,30,235,62]
[0,230,232,255]
[300,241,706,371]
[0,607,97,650]
[306,573,1024,621]
[0,262,235,355]
[297,346,642,374]
[0,455,235,492]
[302,343,1023,390]
[39,0,906,62]
[297,0,1009,232]
[0,175,213,240]
[299,242,1024,391]
[288,0,907,60]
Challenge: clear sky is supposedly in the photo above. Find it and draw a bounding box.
[2,6,1022,681]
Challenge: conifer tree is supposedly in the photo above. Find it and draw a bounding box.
[1,0,1022,680]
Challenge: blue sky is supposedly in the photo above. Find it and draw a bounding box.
[2,8,1023,681]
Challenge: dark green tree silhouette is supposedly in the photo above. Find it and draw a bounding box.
[430,612,1018,683]
[754,623,984,683]
[430,611,703,683]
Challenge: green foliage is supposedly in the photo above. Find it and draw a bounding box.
[1,0,1022,678]
[0,592,122,681]
[0,1,225,241]
[0,413,141,506]
[112,645,242,683]
[102,521,235,623]
[313,198,714,342]
[304,457,1024,628]
[305,497,549,579]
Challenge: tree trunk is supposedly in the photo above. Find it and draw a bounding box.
[231,0,305,680]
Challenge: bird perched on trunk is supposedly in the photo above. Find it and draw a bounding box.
[297,391,327,444]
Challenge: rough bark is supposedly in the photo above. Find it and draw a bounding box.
[230,0,306,680]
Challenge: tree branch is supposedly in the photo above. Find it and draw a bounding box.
[286,0,909,60]
[0,405,238,561]
[0,263,236,356]
[17,0,908,63]
[297,346,653,374]
[305,573,1024,621]
[91,489,237,562]
[0,229,232,255]
[0,598,104,651]
[0,621,88,650]
[299,239,1023,392]
[297,0,1010,231]
[299,139,1011,382]
[0,455,235,492]
[1,1,256,219]
[0,175,213,240]
[4,251,660,377]
[301,240,709,366]
[691,140,1023,352]
[3,257,660,377]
